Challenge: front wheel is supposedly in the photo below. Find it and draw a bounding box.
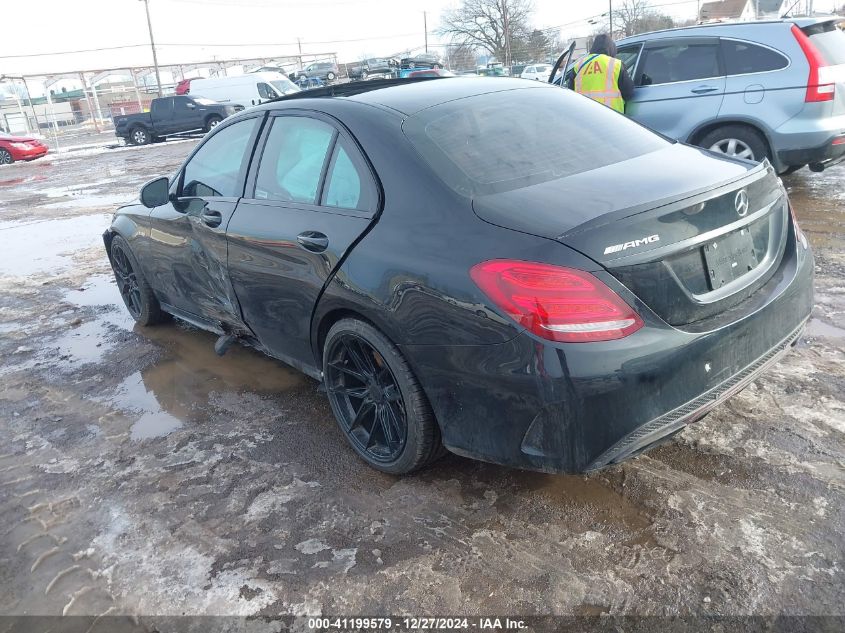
[0,149,13,165]
[109,235,167,326]
[326,72,336,81]
[699,125,770,163]
[323,319,445,474]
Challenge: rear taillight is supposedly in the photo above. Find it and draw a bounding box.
[791,24,835,103]
[788,200,808,250]
[470,260,643,343]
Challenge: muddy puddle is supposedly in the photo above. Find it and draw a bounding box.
[785,167,845,251]
[0,213,111,276]
[59,274,308,439]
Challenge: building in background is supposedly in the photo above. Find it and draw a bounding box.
[699,0,785,23]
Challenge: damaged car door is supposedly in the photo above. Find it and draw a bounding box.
[226,112,379,373]
[145,114,263,328]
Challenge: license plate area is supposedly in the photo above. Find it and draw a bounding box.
[703,227,759,290]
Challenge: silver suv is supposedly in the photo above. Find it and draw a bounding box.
[616,17,845,173]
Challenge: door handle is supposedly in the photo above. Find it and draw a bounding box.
[200,210,222,227]
[691,86,718,94]
[297,231,329,252]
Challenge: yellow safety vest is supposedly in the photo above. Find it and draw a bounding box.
[574,53,625,113]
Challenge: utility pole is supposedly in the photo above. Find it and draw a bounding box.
[140,0,163,96]
[297,37,303,68]
[503,1,511,68]
[609,0,614,36]
[424,11,428,53]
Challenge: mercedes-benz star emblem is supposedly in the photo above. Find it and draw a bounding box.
[735,189,749,217]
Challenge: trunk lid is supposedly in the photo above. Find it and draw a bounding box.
[473,144,789,326]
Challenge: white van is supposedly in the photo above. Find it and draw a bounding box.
[187,72,299,109]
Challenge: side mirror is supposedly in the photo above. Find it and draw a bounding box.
[140,176,170,208]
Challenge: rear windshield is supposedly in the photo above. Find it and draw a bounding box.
[804,21,845,64]
[403,86,669,196]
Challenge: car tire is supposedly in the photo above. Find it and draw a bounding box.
[361,70,369,79]
[699,125,770,163]
[326,72,336,81]
[204,115,223,133]
[0,149,14,165]
[130,127,151,146]
[109,235,167,326]
[323,318,445,474]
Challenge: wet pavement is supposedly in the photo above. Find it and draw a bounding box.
[0,140,843,623]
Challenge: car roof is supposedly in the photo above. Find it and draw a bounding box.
[618,15,843,42]
[269,76,546,115]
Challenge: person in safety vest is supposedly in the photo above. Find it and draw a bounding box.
[566,34,634,114]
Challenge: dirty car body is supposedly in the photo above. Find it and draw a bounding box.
[104,78,814,474]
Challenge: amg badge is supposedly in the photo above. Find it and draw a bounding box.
[603,234,660,255]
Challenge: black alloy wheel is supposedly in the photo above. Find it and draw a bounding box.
[323,319,445,474]
[109,235,167,326]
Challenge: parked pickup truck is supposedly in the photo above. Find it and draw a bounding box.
[114,96,236,145]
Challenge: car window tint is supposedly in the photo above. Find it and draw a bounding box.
[255,117,335,204]
[257,82,276,99]
[182,118,258,198]
[617,45,641,73]
[173,97,192,112]
[721,40,788,75]
[639,42,720,85]
[404,86,669,196]
[322,141,377,212]
[804,23,845,64]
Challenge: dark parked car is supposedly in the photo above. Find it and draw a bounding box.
[348,58,398,79]
[291,62,339,82]
[114,96,235,145]
[104,78,813,474]
[398,54,444,77]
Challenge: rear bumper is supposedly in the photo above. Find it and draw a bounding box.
[777,132,845,167]
[403,238,814,473]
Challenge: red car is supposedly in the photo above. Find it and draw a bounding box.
[0,132,49,165]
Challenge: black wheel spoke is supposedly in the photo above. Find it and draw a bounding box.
[328,359,367,383]
[376,405,397,447]
[349,398,374,431]
[383,384,400,403]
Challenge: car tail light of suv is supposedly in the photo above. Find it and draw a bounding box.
[792,24,835,103]
[470,260,644,343]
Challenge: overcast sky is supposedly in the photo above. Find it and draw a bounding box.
[0,0,700,85]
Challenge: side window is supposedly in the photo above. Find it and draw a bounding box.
[152,98,173,117]
[257,82,276,100]
[322,140,377,212]
[254,117,335,204]
[639,42,720,85]
[721,40,789,75]
[617,45,642,74]
[182,118,258,198]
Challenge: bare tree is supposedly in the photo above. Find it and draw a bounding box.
[612,0,677,37]
[439,0,534,64]
[445,43,479,71]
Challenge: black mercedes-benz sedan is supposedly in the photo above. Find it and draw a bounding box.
[104,77,814,474]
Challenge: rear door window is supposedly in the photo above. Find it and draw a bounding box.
[322,140,378,212]
[254,116,336,204]
[638,41,721,85]
[721,40,789,75]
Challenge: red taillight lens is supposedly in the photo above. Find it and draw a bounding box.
[788,200,808,249]
[470,260,644,343]
[791,24,835,103]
